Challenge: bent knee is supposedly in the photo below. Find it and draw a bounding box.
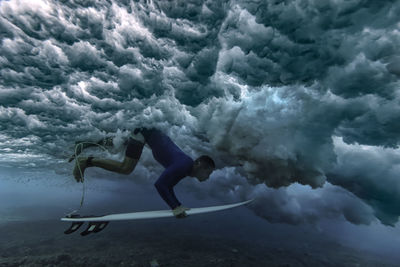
[120,168,133,175]
[120,164,135,175]
[120,157,137,175]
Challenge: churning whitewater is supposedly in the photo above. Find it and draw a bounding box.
[1,0,400,228]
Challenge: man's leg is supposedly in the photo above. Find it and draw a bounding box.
[89,156,138,174]
[73,136,145,182]
[73,156,138,182]
[68,137,114,162]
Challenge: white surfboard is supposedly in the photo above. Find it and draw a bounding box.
[61,199,253,222]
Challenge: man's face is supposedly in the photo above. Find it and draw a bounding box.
[194,164,214,182]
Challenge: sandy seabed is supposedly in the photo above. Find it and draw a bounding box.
[0,214,396,267]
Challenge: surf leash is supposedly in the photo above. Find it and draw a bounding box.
[69,141,108,216]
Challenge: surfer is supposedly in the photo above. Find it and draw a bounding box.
[72,128,215,218]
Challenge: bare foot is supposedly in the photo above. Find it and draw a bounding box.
[73,157,88,182]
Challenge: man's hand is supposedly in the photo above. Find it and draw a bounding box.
[172,205,190,218]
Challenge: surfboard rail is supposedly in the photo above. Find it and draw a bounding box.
[61,199,253,236]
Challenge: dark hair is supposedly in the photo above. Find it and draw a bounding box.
[197,155,215,169]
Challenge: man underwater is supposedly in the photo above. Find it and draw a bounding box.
[72,128,215,218]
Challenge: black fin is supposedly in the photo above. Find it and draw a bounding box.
[80,221,109,236]
[64,222,84,234]
[93,221,109,233]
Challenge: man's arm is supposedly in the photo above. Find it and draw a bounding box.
[154,169,181,209]
[154,176,189,218]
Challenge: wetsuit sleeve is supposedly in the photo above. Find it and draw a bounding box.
[154,167,183,209]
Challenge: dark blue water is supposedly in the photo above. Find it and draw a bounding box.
[0,167,398,266]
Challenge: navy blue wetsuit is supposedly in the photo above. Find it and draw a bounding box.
[136,128,194,209]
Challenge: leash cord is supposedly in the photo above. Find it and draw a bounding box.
[69,141,108,215]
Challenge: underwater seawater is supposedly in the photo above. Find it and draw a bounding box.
[1,0,400,266]
[0,167,399,266]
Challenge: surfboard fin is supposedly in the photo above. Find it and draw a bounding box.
[80,221,109,236]
[64,222,84,234]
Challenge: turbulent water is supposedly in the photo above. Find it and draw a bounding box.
[1,0,400,266]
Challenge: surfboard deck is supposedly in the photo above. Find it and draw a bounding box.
[61,199,253,236]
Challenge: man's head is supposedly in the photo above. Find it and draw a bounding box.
[191,155,215,182]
